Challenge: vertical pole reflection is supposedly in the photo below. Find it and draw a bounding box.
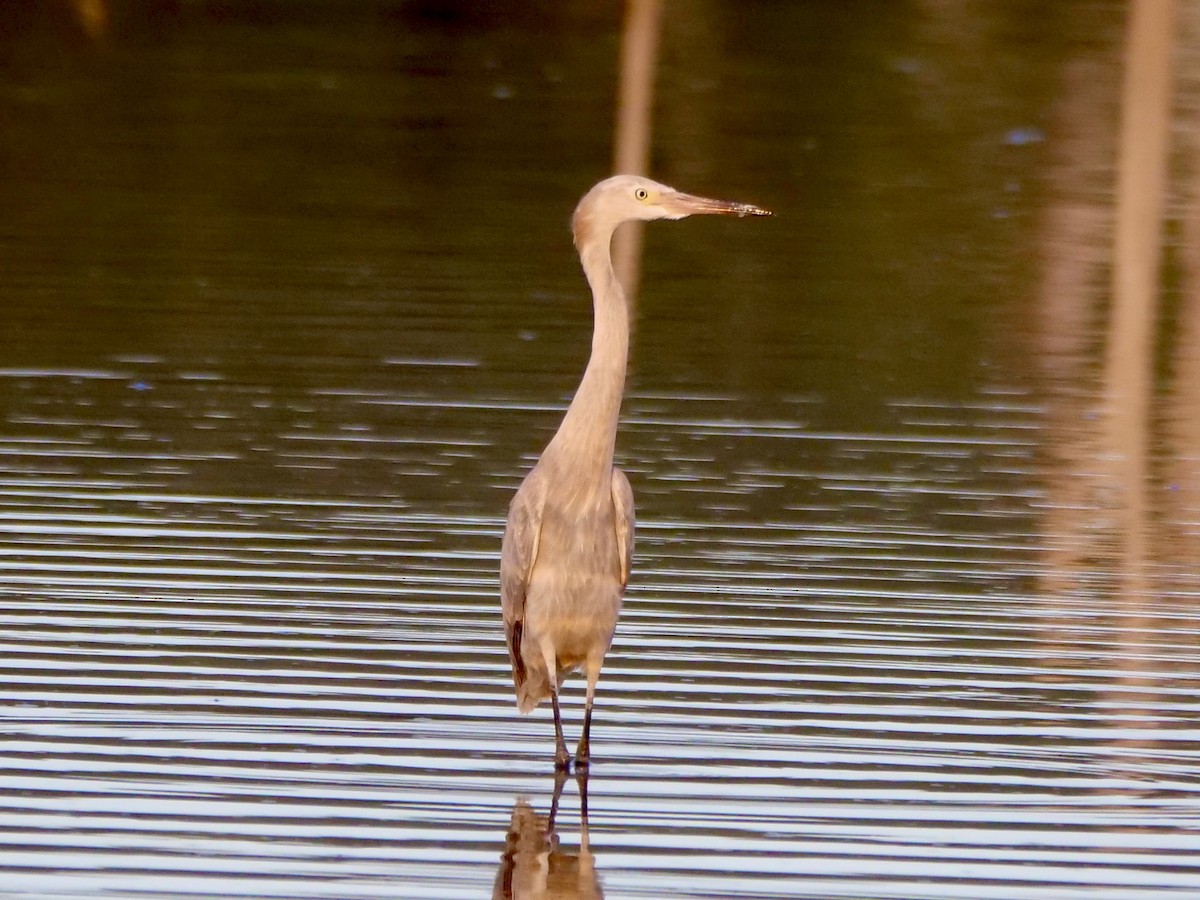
[1104,0,1176,590]
[1094,0,1177,776]
[1030,0,1195,791]
[1032,46,1117,597]
[611,0,663,303]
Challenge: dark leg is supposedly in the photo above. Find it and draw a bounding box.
[551,688,571,771]
[575,694,594,768]
[575,668,599,768]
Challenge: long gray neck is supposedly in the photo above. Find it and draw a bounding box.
[543,229,629,495]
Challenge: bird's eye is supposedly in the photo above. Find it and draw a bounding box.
[634,188,648,201]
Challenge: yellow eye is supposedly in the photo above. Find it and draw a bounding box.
[635,188,648,201]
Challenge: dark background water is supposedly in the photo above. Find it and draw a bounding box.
[1,1,1198,898]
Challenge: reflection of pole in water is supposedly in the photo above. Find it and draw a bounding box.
[1091,0,1177,783]
[612,0,663,301]
[1027,12,1119,600]
[493,772,602,900]
[1029,0,1193,787]
[1105,0,1176,584]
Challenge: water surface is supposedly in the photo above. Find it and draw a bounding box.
[1,2,1198,898]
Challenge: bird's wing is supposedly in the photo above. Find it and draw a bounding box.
[611,467,635,589]
[500,469,547,678]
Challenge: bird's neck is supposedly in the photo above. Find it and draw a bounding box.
[544,234,629,490]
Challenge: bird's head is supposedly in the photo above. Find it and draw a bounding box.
[572,175,770,251]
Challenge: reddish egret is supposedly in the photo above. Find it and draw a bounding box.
[501,174,770,770]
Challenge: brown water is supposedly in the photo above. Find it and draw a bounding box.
[2,2,1199,898]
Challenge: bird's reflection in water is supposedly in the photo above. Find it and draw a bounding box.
[493,770,603,900]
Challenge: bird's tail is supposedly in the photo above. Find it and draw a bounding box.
[508,620,544,712]
[516,670,551,714]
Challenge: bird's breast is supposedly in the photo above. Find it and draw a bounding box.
[535,496,619,574]
[523,497,624,647]
[524,563,623,668]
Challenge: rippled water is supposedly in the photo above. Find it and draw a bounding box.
[3,2,1200,898]
[3,368,1198,899]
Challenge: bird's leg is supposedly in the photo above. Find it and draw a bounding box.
[540,642,571,771]
[550,689,571,770]
[574,661,601,768]
[575,696,593,768]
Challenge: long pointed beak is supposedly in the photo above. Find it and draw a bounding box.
[663,190,772,218]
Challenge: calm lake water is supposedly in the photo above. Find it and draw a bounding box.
[2,1,1199,898]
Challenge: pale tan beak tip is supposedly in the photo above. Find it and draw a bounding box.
[734,203,772,218]
[710,200,772,218]
[671,192,772,218]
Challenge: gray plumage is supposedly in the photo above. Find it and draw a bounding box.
[501,175,770,770]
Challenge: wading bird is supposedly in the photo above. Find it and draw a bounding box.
[501,175,770,770]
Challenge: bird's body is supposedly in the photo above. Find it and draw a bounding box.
[501,175,769,770]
